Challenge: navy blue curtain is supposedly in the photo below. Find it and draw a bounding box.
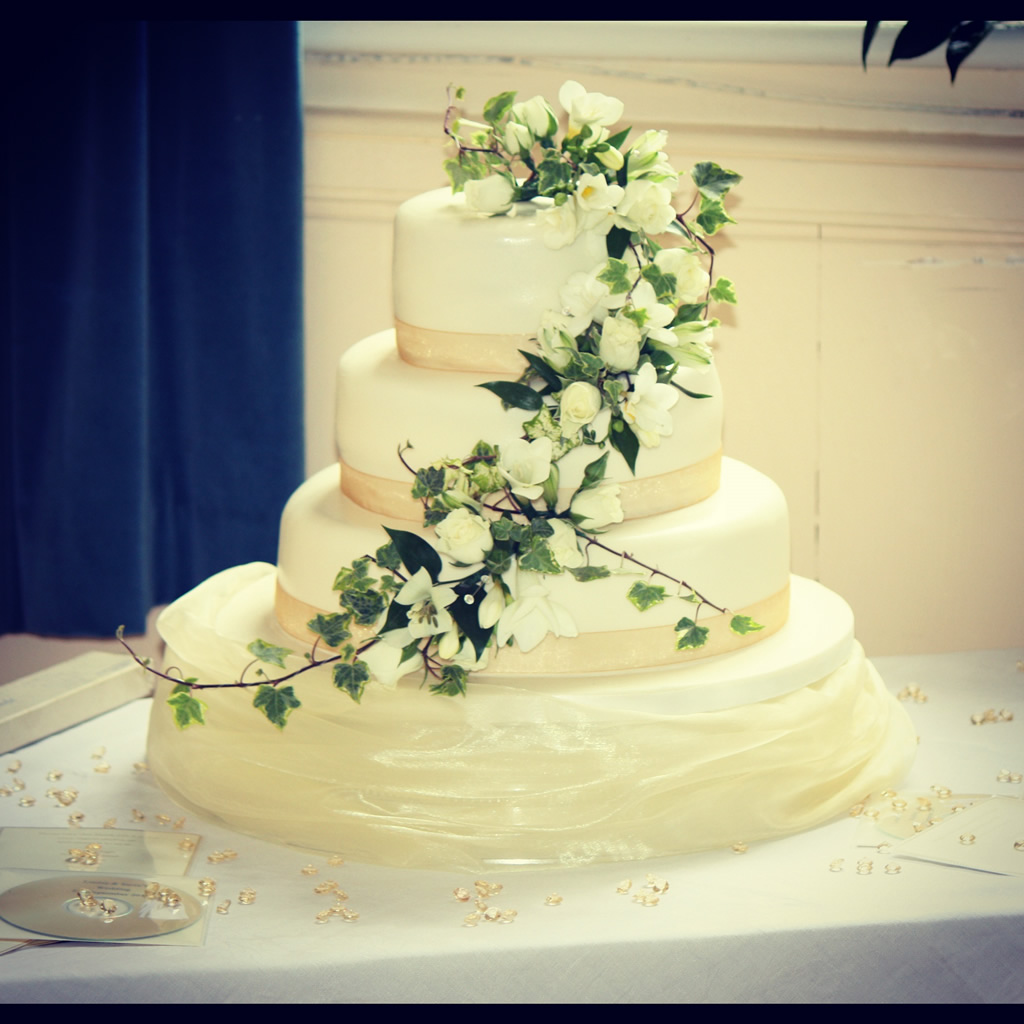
[1,21,305,636]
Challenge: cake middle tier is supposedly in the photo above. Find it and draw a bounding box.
[336,329,724,521]
[276,456,791,674]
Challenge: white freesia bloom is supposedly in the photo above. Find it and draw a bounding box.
[547,518,584,569]
[395,567,459,640]
[574,173,624,235]
[571,482,624,531]
[477,578,506,630]
[436,628,461,661]
[558,381,602,438]
[540,198,579,250]
[359,640,419,691]
[595,144,624,171]
[652,321,715,368]
[614,179,676,235]
[621,362,679,448]
[511,94,557,138]
[654,247,710,306]
[628,279,675,335]
[434,508,494,564]
[558,80,624,138]
[504,120,533,155]
[451,635,491,672]
[498,436,553,501]
[464,174,516,215]
[537,310,579,371]
[599,314,642,372]
[559,263,623,328]
[496,572,578,653]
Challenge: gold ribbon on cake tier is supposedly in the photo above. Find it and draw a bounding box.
[340,450,722,522]
[274,580,789,675]
[396,319,537,374]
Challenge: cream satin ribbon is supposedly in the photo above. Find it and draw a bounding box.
[340,450,722,522]
[396,319,533,374]
[274,580,789,675]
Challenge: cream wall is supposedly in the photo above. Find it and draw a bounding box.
[301,22,1024,656]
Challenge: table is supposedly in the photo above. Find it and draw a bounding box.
[1,648,1022,1003]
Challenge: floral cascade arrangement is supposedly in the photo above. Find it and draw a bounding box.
[123,81,750,729]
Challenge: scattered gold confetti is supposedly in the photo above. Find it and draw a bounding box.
[216,900,231,915]
[615,880,632,894]
[6,760,21,773]
[133,762,149,774]
[300,864,318,876]
[46,770,63,781]
[731,841,749,854]
[544,894,563,906]
[18,797,36,807]
[327,854,345,866]
[91,747,106,759]
[131,809,146,822]
[103,818,117,828]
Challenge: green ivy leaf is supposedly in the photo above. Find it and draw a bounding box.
[640,264,677,303]
[627,581,667,611]
[483,545,514,577]
[443,155,488,193]
[483,90,517,125]
[674,616,709,650]
[529,518,555,538]
[691,161,743,201]
[247,638,292,669]
[695,196,736,236]
[306,613,351,649]
[477,381,543,411]
[374,541,402,572]
[333,660,371,703]
[537,149,574,195]
[598,258,633,295]
[568,565,611,582]
[411,466,446,499]
[333,558,373,593]
[430,664,469,697]
[167,686,207,729]
[341,588,387,627]
[710,277,737,304]
[383,527,443,582]
[730,615,764,636]
[252,684,302,729]
[519,537,561,574]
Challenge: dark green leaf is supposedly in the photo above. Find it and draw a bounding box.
[483,545,514,577]
[609,416,639,475]
[341,587,388,627]
[529,518,555,538]
[306,613,351,649]
[889,20,961,65]
[518,349,563,390]
[627,581,666,611]
[477,381,543,411]
[333,660,371,702]
[606,225,631,260]
[252,684,301,729]
[862,20,881,68]
[430,664,469,697]
[447,594,494,661]
[247,638,292,669]
[579,451,610,492]
[374,541,402,572]
[604,126,632,151]
[947,21,996,82]
[519,537,561,574]
[384,527,443,582]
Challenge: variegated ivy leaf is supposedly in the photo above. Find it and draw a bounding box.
[306,613,351,649]
[167,684,206,729]
[691,161,743,201]
[483,545,514,577]
[252,684,301,729]
[247,638,292,669]
[374,541,402,572]
[710,277,737,304]
[602,377,627,406]
[523,406,577,461]
[519,537,561,574]
[333,558,373,593]
[695,196,736,236]
[568,566,612,582]
[627,581,667,611]
[566,350,605,383]
[679,591,702,604]
[430,664,469,697]
[483,90,516,125]
[411,466,446,499]
[537,149,574,195]
[443,156,488,193]
[640,264,677,304]
[333,660,371,703]
[598,258,633,295]
[675,617,710,650]
[529,518,555,538]
[730,615,764,636]
[340,588,387,627]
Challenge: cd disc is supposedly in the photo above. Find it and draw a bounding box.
[0,877,202,941]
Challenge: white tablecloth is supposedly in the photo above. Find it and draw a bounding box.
[1,648,1022,1003]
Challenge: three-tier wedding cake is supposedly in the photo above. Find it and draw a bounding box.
[146,82,916,870]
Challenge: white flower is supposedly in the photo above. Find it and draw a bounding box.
[558,80,624,138]
[650,321,715,369]
[627,279,675,335]
[558,381,602,438]
[477,578,506,630]
[547,518,584,569]
[629,129,668,165]
[434,508,494,565]
[496,572,578,653]
[451,635,491,672]
[436,628,461,661]
[537,310,579,371]
[559,263,622,329]
[504,120,533,155]
[595,144,624,171]
[574,173,624,235]
[498,436,553,501]
[614,179,676,235]
[621,362,679,448]
[464,174,516,215]
[599,314,641,372]
[395,567,459,640]
[511,94,557,138]
[540,198,579,249]
[654,247,710,306]
[571,483,624,531]
[359,640,419,691]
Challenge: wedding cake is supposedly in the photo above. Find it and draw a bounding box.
[146,82,916,871]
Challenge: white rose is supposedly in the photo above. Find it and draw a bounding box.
[547,518,584,569]
[540,198,579,249]
[496,572,578,653]
[559,381,602,438]
[537,310,578,371]
[621,362,679,448]
[504,120,533,155]
[464,174,516,215]
[598,314,641,372]
[511,94,557,138]
[559,263,622,328]
[571,483,624,531]
[654,247,710,306]
[434,508,494,565]
[614,179,676,235]
[498,436,553,501]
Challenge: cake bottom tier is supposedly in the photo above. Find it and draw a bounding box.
[147,563,916,871]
